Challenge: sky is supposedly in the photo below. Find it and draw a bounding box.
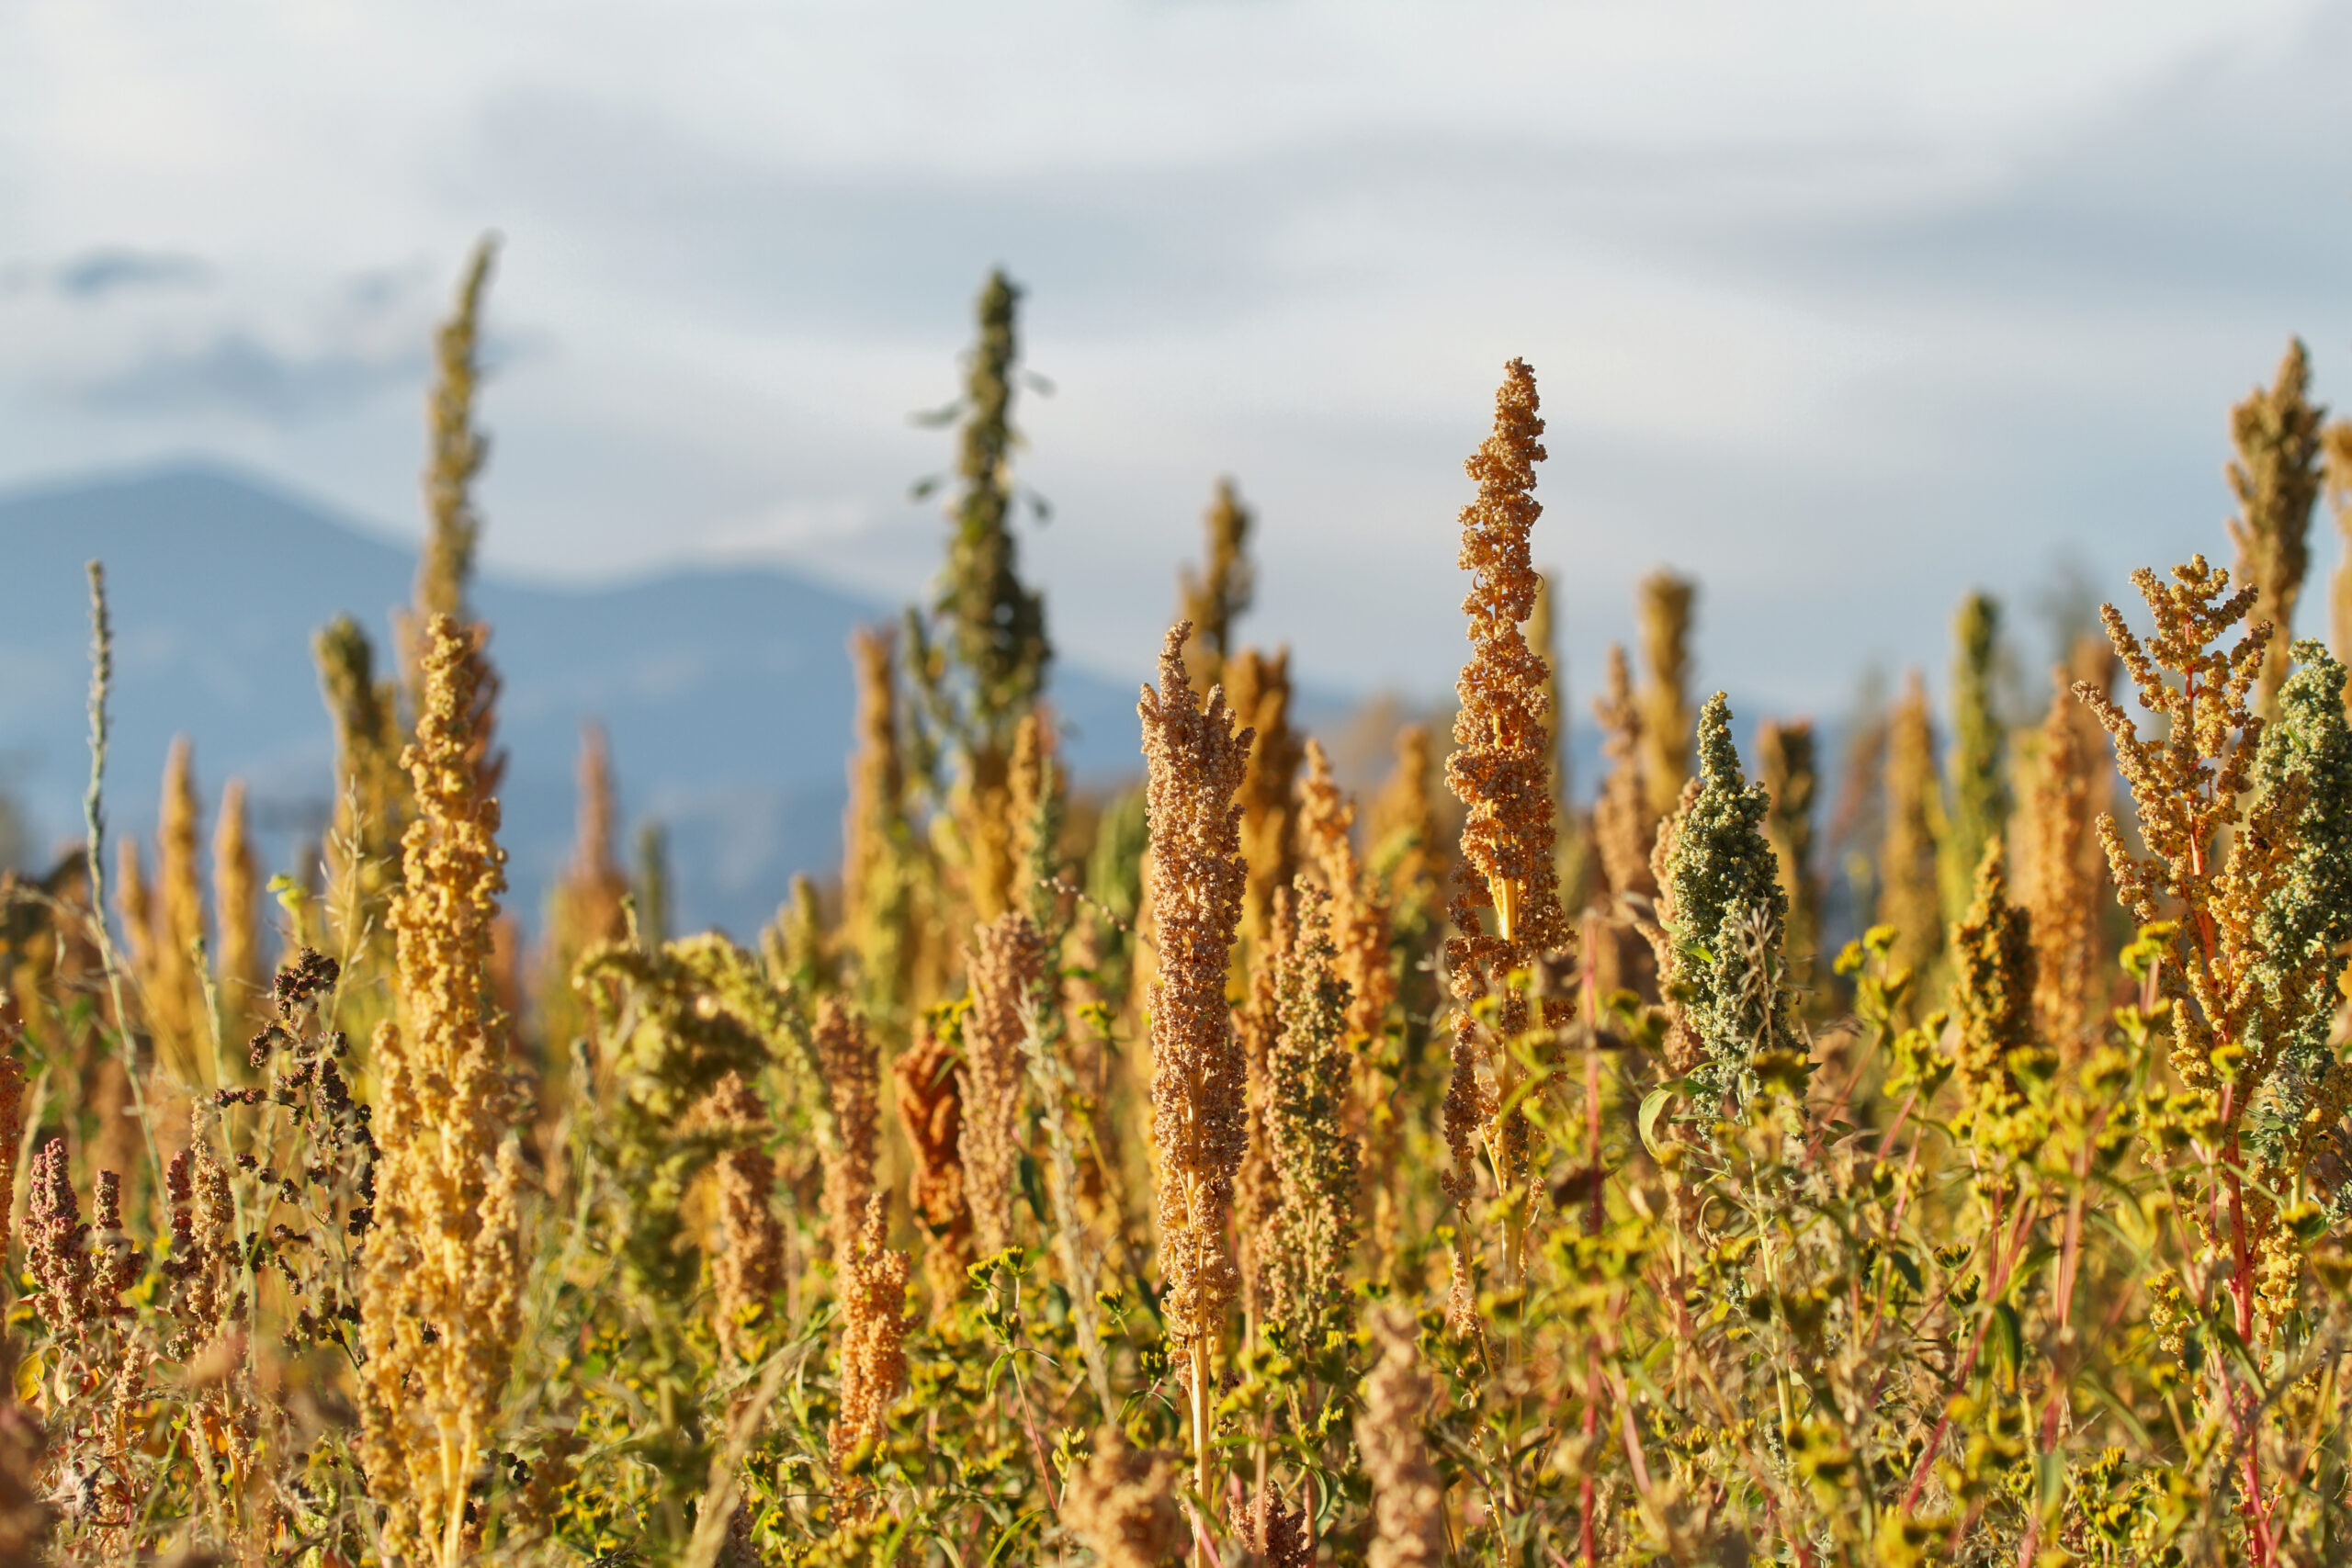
[0,1,2347,721]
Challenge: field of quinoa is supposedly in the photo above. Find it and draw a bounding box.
[2,242,2351,1568]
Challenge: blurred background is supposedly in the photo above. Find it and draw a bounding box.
[0,0,2345,933]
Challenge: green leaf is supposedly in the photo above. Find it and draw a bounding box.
[1889,1250,1924,1295]
[1019,1152,1050,1226]
[1638,1078,1690,1160]
[1993,1301,2023,1376]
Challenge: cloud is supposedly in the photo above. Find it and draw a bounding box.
[77,331,424,424]
[52,248,212,300]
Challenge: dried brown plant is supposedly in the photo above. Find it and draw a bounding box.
[2226,338,2328,716]
[211,776,264,1045]
[357,612,526,1568]
[1236,1483,1310,1568]
[116,834,154,1010]
[956,753,1023,932]
[1236,915,1283,1333]
[704,1071,783,1360]
[27,1138,101,1339]
[829,1197,910,1503]
[1007,705,1058,919]
[816,995,880,1269]
[964,910,1044,1258]
[1528,570,1587,910]
[1062,1427,1187,1568]
[1368,721,1444,940]
[2016,674,2105,1054]
[158,1122,239,1359]
[538,724,632,1098]
[1442,356,1567,1300]
[1358,1307,1445,1568]
[153,735,209,1081]
[1227,645,1305,958]
[1297,738,1393,1046]
[1590,641,1659,998]
[2327,416,2352,666]
[1591,644,1654,906]
[891,1020,971,1302]
[1138,619,1253,1498]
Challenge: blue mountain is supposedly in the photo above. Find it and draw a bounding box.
[0,463,1148,939]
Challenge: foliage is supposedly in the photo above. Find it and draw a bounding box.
[5,278,2352,1568]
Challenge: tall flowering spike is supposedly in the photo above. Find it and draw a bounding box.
[2072,560,2352,1338]
[1940,592,2009,929]
[1443,358,1568,1307]
[964,910,1045,1258]
[704,1071,783,1360]
[1007,706,1062,927]
[1227,647,1305,958]
[538,724,631,1068]
[25,1140,94,1338]
[1947,840,2046,1164]
[1235,903,1287,1329]
[829,1196,910,1509]
[313,613,407,947]
[1369,722,1444,939]
[1658,694,1799,1101]
[842,626,910,1008]
[1138,621,1252,1494]
[1591,643,1656,906]
[1528,569,1569,809]
[357,612,526,1568]
[1448,359,1564,942]
[2326,417,2352,666]
[891,1021,971,1303]
[117,836,156,1013]
[211,777,264,1043]
[2226,340,2328,716]
[151,736,209,1077]
[417,236,496,631]
[816,996,880,1268]
[1177,476,1256,692]
[1878,671,1944,980]
[2242,641,2352,1177]
[2077,558,2268,944]
[1265,882,1360,1349]
[1589,643,1659,997]
[2017,677,2105,1054]
[939,269,1050,750]
[1298,738,1395,1047]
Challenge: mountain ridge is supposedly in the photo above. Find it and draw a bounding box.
[0,460,1150,938]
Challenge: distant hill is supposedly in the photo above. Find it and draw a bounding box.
[0,463,1149,939]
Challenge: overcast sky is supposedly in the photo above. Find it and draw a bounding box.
[1,1,2347,718]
